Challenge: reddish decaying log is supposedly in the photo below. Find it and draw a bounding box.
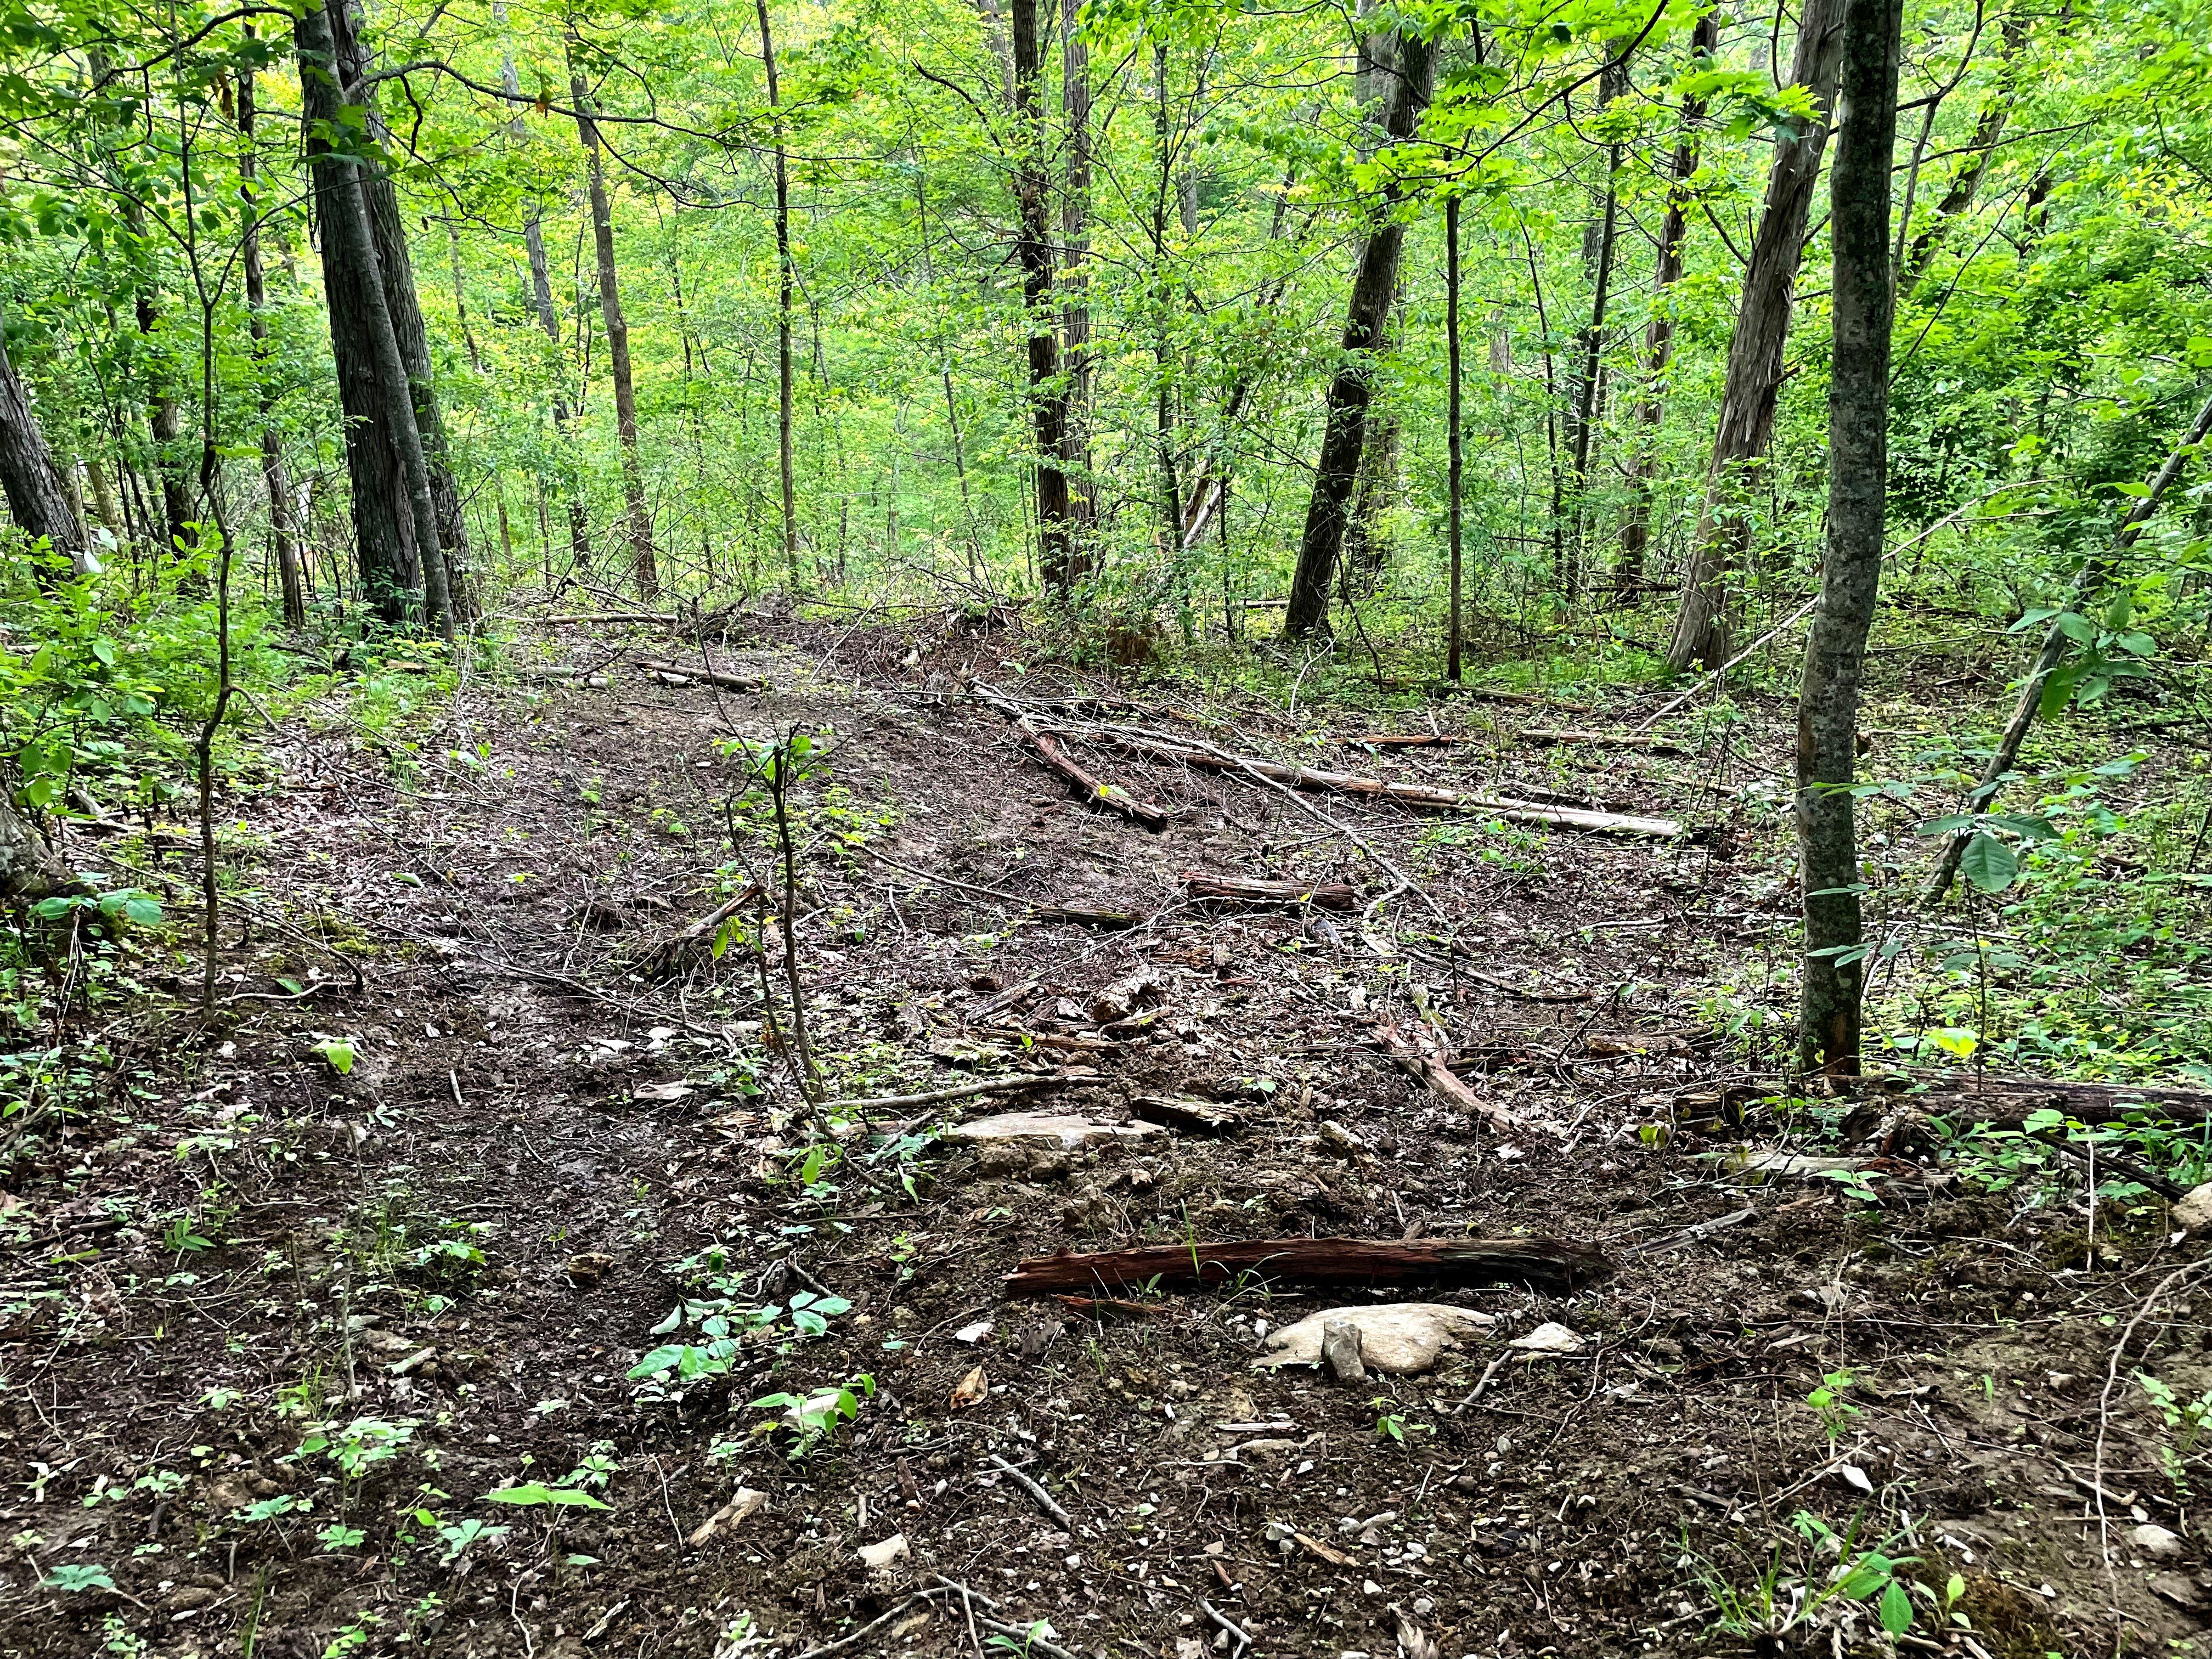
[1179,870,1358,911]
[1005,1235,1610,1296]
[1060,727,1679,838]
[1013,717,1175,830]
[1379,1019,1550,1136]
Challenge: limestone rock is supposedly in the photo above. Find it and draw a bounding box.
[1254,1304,1496,1377]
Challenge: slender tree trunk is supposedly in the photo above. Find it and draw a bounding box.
[1616,11,1718,597]
[1059,0,1094,543]
[294,0,442,630]
[1152,43,1183,556]
[1283,34,1437,638]
[1897,14,2029,300]
[236,41,306,627]
[329,0,461,625]
[1519,223,1567,597]
[1796,0,1902,1075]
[447,223,514,571]
[0,316,88,573]
[1561,46,1630,597]
[1446,195,1464,682]
[1008,0,1078,589]
[1923,391,2212,902]
[503,32,593,576]
[1665,0,1847,671]
[571,58,659,596]
[111,179,194,556]
[757,0,800,587]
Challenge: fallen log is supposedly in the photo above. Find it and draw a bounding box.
[1379,1020,1551,1136]
[633,656,764,692]
[1003,1235,1610,1296]
[1012,717,1175,831]
[501,610,680,626]
[1520,727,1686,755]
[1180,870,1358,911]
[1130,1093,1242,1133]
[1031,901,1139,927]
[1350,732,1478,749]
[1059,728,1679,838]
[826,1073,1080,1114]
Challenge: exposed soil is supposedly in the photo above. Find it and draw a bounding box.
[5,619,2208,1659]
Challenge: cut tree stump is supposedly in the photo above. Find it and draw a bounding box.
[1180,871,1358,911]
[1003,1235,1609,1296]
[1012,718,1175,831]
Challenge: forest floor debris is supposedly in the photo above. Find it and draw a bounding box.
[2,622,2205,1659]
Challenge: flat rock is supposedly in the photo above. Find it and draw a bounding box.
[2129,1522,2185,1558]
[2173,1183,2212,1235]
[1509,1321,1586,1355]
[857,1533,910,1570]
[1253,1303,1496,1376]
[949,1111,1167,1149]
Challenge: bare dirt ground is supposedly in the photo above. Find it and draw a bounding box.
[4,616,2206,1659]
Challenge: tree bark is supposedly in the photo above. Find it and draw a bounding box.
[1561,46,1632,596]
[757,0,800,587]
[571,58,659,596]
[0,319,88,575]
[1283,34,1437,639]
[329,0,460,630]
[1059,0,1094,544]
[0,789,71,905]
[1446,195,1464,681]
[1615,10,1718,597]
[1796,0,1902,1076]
[1664,0,1847,671]
[295,0,442,629]
[236,42,306,627]
[1008,0,1079,590]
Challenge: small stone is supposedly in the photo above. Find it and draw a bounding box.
[1318,1121,1368,1159]
[2174,1184,2212,1235]
[564,1252,617,1285]
[1509,1321,1586,1356]
[954,1319,995,1345]
[858,1533,910,1570]
[2129,1523,2185,1558]
[1321,1317,1367,1384]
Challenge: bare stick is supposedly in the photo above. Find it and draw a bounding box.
[827,1074,1079,1113]
[985,1454,1074,1527]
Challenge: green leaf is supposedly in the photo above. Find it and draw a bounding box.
[2051,611,2094,642]
[1957,834,2018,894]
[1879,1580,1914,1633]
[311,1038,356,1075]
[483,1483,612,1510]
[42,1563,117,1593]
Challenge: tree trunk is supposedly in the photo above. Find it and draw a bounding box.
[571,60,659,596]
[1283,35,1437,639]
[1615,10,1717,597]
[1664,0,1847,671]
[1922,391,2212,903]
[329,0,460,629]
[115,194,194,556]
[0,789,71,905]
[1059,0,1094,544]
[1896,14,2029,300]
[1152,43,1183,557]
[758,0,800,587]
[236,42,306,627]
[0,319,88,574]
[1008,0,1079,590]
[295,0,442,629]
[1561,46,1631,597]
[1796,0,1902,1076]
[1446,194,1463,682]
[448,223,515,571]
[502,32,593,579]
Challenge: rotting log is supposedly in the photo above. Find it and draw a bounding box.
[1519,727,1686,755]
[1180,870,1358,911]
[1130,1093,1241,1133]
[1057,727,1679,838]
[1004,1235,1610,1296]
[1013,716,1175,831]
[633,656,764,692]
